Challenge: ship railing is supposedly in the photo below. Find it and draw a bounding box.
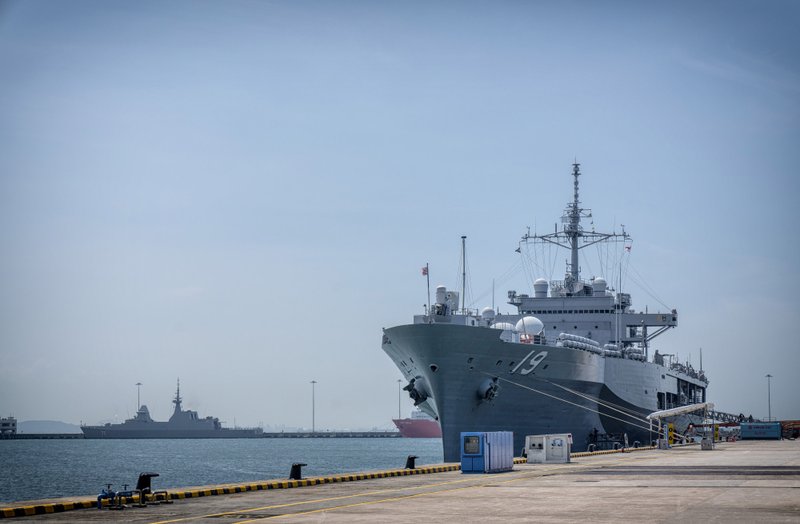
[668,362,705,381]
[414,311,485,325]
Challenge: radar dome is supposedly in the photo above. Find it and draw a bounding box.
[481,307,496,320]
[491,322,515,331]
[515,316,544,335]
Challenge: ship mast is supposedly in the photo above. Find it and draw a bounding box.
[461,235,467,313]
[519,162,630,295]
[566,162,582,285]
[173,378,183,414]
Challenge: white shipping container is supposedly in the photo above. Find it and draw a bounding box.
[525,433,572,464]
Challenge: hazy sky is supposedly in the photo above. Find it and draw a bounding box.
[1,1,798,429]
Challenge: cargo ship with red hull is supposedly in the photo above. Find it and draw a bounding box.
[392,410,442,438]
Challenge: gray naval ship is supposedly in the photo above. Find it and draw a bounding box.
[81,380,262,438]
[382,163,708,461]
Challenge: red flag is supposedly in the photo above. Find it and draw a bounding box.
[421,266,428,276]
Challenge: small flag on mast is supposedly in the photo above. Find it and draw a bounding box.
[421,266,428,276]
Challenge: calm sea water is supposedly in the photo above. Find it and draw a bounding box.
[0,438,443,504]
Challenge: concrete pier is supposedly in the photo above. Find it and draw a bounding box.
[3,440,798,522]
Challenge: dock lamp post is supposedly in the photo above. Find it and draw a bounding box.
[766,374,773,422]
[311,380,317,433]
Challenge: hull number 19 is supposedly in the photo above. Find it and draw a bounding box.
[511,350,548,375]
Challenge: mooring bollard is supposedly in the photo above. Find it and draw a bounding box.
[97,484,115,509]
[405,455,418,469]
[289,463,307,480]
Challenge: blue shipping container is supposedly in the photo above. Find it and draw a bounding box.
[460,431,514,473]
[740,422,781,440]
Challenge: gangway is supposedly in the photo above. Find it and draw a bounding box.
[708,410,761,424]
[647,402,714,447]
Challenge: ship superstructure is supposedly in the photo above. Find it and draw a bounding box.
[382,163,708,461]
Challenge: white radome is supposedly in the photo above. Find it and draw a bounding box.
[515,316,544,335]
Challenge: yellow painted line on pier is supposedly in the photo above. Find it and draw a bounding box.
[242,485,473,522]
[302,452,670,521]
[155,453,659,524]
[151,475,487,524]
[0,445,672,519]
[237,457,655,523]
[163,464,461,502]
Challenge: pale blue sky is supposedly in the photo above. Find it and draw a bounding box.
[1,0,798,428]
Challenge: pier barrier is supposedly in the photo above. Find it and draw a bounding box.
[0,464,460,519]
[1,443,687,519]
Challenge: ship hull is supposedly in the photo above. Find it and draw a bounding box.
[383,323,665,462]
[80,427,262,439]
[392,418,443,438]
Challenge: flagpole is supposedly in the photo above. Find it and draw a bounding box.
[426,262,431,317]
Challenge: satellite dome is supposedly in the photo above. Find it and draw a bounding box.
[533,278,549,298]
[515,316,544,335]
[481,307,496,319]
[491,322,516,331]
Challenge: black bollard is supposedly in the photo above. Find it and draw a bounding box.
[405,455,418,469]
[289,463,307,480]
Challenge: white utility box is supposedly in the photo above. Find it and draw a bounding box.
[525,433,572,464]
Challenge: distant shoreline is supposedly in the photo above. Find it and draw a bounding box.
[2,431,402,439]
